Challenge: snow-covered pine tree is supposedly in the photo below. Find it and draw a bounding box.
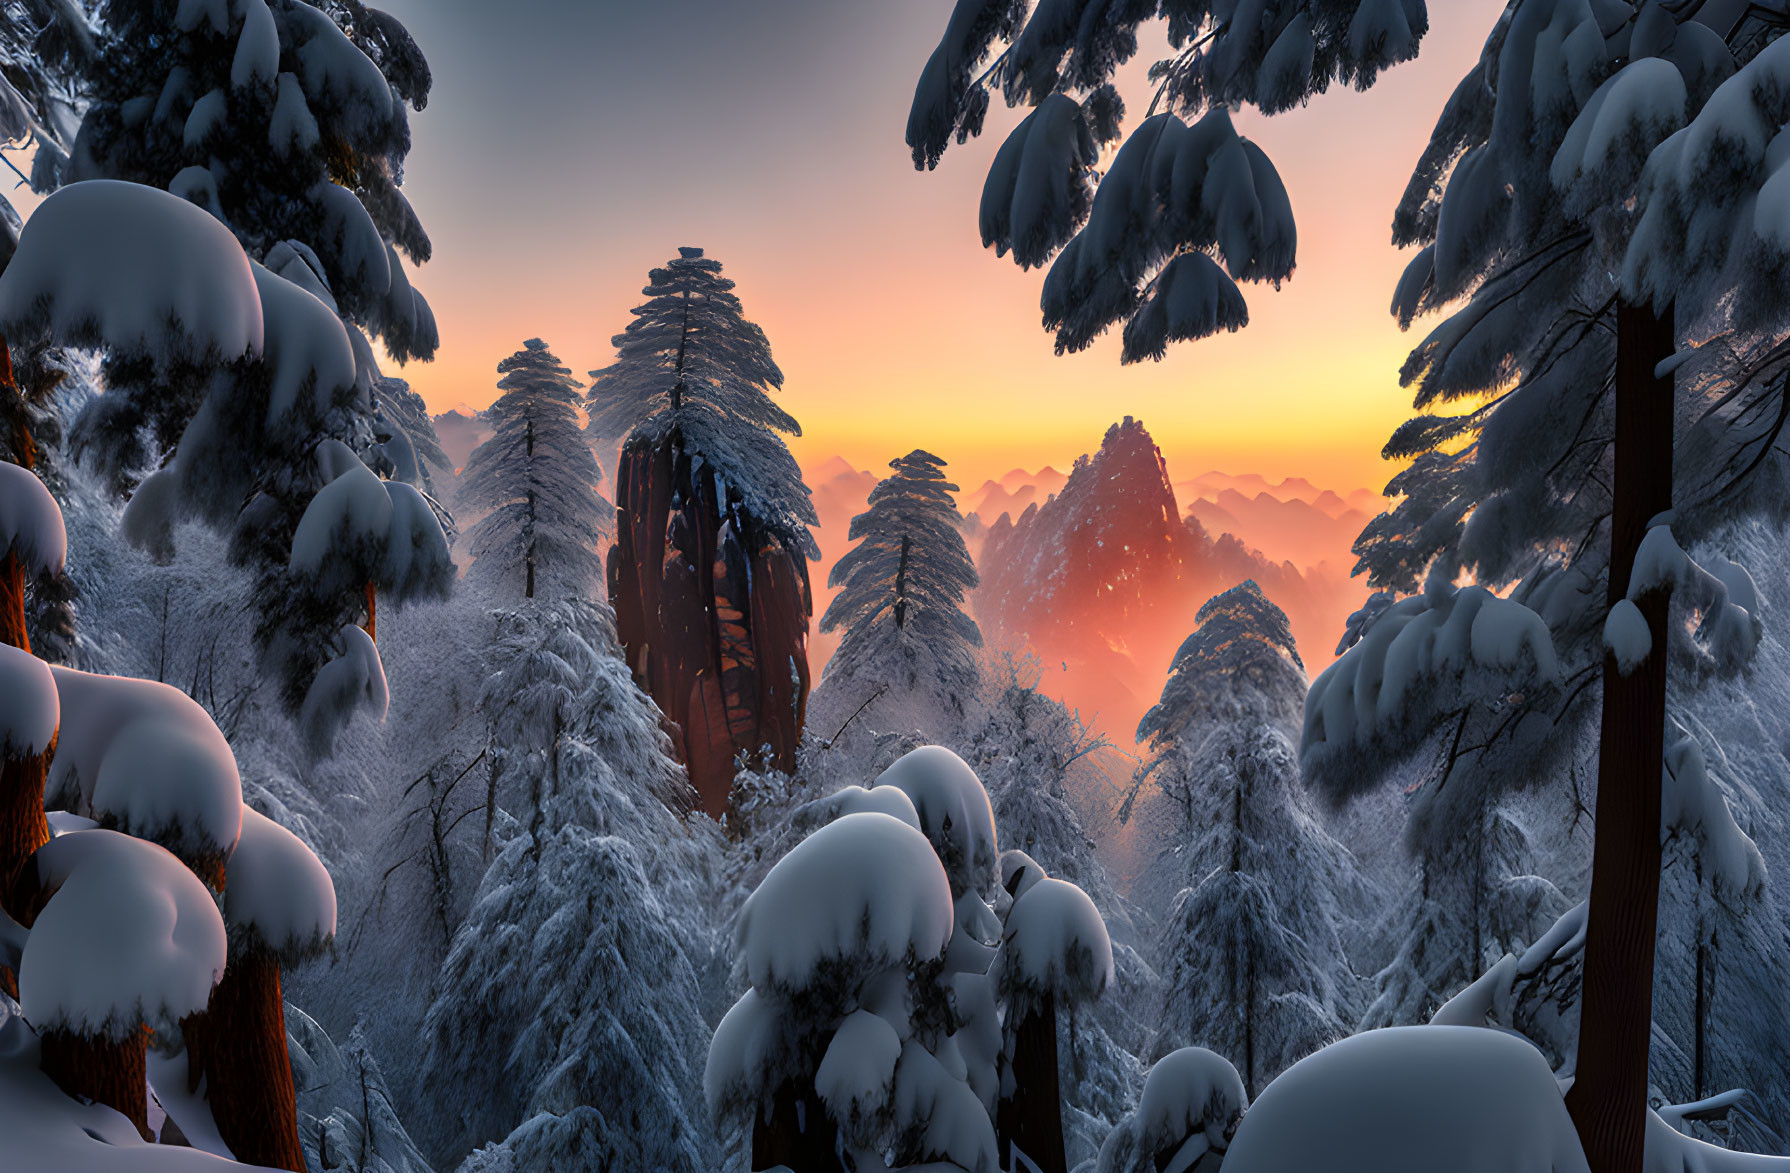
[590,246,818,816]
[458,338,609,602]
[811,449,981,741]
[369,372,454,504]
[1132,581,1359,1097]
[908,0,1428,358]
[30,0,452,751]
[420,598,715,1173]
[1309,9,1790,1163]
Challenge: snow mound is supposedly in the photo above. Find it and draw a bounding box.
[874,745,998,896]
[0,461,67,577]
[47,666,243,864]
[736,811,954,994]
[20,830,227,1040]
[0,180,262,367]
[994,875,1113,1008]
[1222,1026,1589,1173]
[222,807,336,961]
[0,642,57,757]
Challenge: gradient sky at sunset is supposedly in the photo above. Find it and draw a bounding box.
[379,0,1508,495]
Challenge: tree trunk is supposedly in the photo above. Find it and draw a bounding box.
[362,582,377,643]
[751,1080,841,1173]
[39,1027,151,1141]
[0,550,28,652]
[893,534,911,630]
[1565,299,1675,1173]
[998,999,1067,1173]
[184,949,305,1172]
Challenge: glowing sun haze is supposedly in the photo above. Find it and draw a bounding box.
[381,0,1509,495]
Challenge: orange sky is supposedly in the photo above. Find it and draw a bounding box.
[374,1,1507,496]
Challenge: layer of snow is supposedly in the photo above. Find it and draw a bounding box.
[231,0,279,91]
[252,260,354,421]
[995,875,1113,1006]
[0,642,57,757]
[0,180,262,367]
[0,461,67,577]
[299,624,389,755]
[736,811,954,994]
[47,666,243,862]
[222,807,336,960]
[1663,736,1766,902]
[1605,599,1653,674]
[803,783,923,832]
[892,1039,999,1172]
[1099,1045,1247,1172]
[703,988,782,1116]
[874,745,999,896]
[815,1008,903,1128]
[0,1012,263,1170]
[1222,1026,1589,1173]
[20,830,227,1039]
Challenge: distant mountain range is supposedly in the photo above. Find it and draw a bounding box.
[434,411,1384,743]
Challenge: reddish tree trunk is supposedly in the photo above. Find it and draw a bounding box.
[0,550,28,652]
[997,999,1067,1173]
[1565,300,1675,1173]
[39,1027,152,1141]
[184,949,305,1172]
[610,429,812,818]
[362,582,377,643]
[751,1080,841,1173]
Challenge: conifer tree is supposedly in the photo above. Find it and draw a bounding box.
[590,247,817,816]
[813,450,981,736]
[459,339,609,602]
[1132,582,1359,1098]
[1305,11,1790,1165]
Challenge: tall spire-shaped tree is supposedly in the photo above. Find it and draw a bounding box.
[590,247,817,816]
[813,450,982,737]
[459,339,608,602]
[1131,581,1359,1098]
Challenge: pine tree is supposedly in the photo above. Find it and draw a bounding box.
[458,339,609,602]
[813,450,981,738]
[1132,582,1359,1098]
[591,247,817,816]
[907,1,1428,358]
[37,0,450,750]
[1308,11,1790,1165]
[421,599,713,1172]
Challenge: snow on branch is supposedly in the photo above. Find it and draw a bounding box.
[1301,582,1560,804]
[873,745,999,899]
[19,829,226,1041]
[46,666,244,869]
[0,641,56,758]
[736,811,954,996]
[0,461,67,580]
[0,180,263,368]
[221,807,336,964]
[1095,1047,1247,1173]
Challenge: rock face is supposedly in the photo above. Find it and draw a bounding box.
[611,428,812,816]
[972,417,1347,741]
